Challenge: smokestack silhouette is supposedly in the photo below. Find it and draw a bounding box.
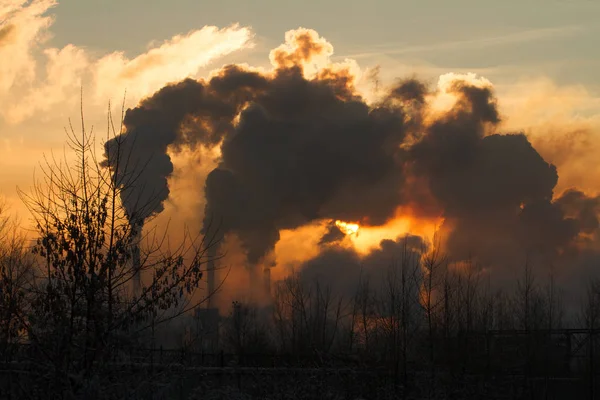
[206,247,216,308]
[131,222,142,295]
[102,28,600,292]
[263,267,271,298]
[247,264,258,301]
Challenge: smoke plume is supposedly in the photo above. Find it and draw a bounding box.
[298,234,426,298]
[103,27,600,285]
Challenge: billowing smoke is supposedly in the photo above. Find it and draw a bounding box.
[408,79,575,265]
[299,234,426,298]
[103,28,600,292]
[104,29,411,259]
[102,76,249,224]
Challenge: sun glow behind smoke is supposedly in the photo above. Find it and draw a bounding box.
[335,220,360,236]
[348,215,441,254]
[334,212,442,255]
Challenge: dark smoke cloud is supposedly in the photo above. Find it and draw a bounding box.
[389,78,428,105]
[103,28,600,274]
[555,189,600,235]
[104,29,413,261]
[210,66,410,261]
[103,69,265,223]
[404,78,600,266]
[298,235,426,298]
[318,222,346,246]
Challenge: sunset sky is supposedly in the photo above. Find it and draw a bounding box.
[6,6,600,391]
[1,0,599,223]
[2,0,600,317]
[39,0,600,88]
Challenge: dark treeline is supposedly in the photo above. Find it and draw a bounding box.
[192,247,599,399]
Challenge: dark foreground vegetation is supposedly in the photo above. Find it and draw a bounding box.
[2,116,600,400]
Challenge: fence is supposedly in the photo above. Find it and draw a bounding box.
[4,329,600,399]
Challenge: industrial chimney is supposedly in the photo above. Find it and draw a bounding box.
[247,264,259,302]
[206,254,216,308]
[131,222,143,295]
[263,267,271,298]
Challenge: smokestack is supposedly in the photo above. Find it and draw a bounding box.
[202,222,220,309]
[263,267,271,298]
[206,256,215,308]
[247,264,258,301]
[132,223,143,295]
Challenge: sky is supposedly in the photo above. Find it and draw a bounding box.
[47,0,600,87]
[1,0,600,220]
[2,0,600,313]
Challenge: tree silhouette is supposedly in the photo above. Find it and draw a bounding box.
[15,100,221,397]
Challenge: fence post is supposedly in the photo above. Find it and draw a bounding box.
[219,350,225,388]
[565,333,572,376]
[591,329,595,400]
[150,342,154,373]
[486,331,491,381]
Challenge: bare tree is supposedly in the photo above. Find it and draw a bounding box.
[222,301,272,362]
[15,101,221,397]
[0,202,35,361]
[580,278,600,331]
[419,232,446,387]
[271,272,346,362]
[545,269,564,331]
[514,256,555,332]
[355,274,375,357]
[375,237,422,394]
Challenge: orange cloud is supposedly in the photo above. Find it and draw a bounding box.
[93,25,253,104]
[4,44,88,122]
[0,0,57,95]
[0,0,253,229]
[0,1,253,124]
[497,78,600,194]
[269,27,333,71]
